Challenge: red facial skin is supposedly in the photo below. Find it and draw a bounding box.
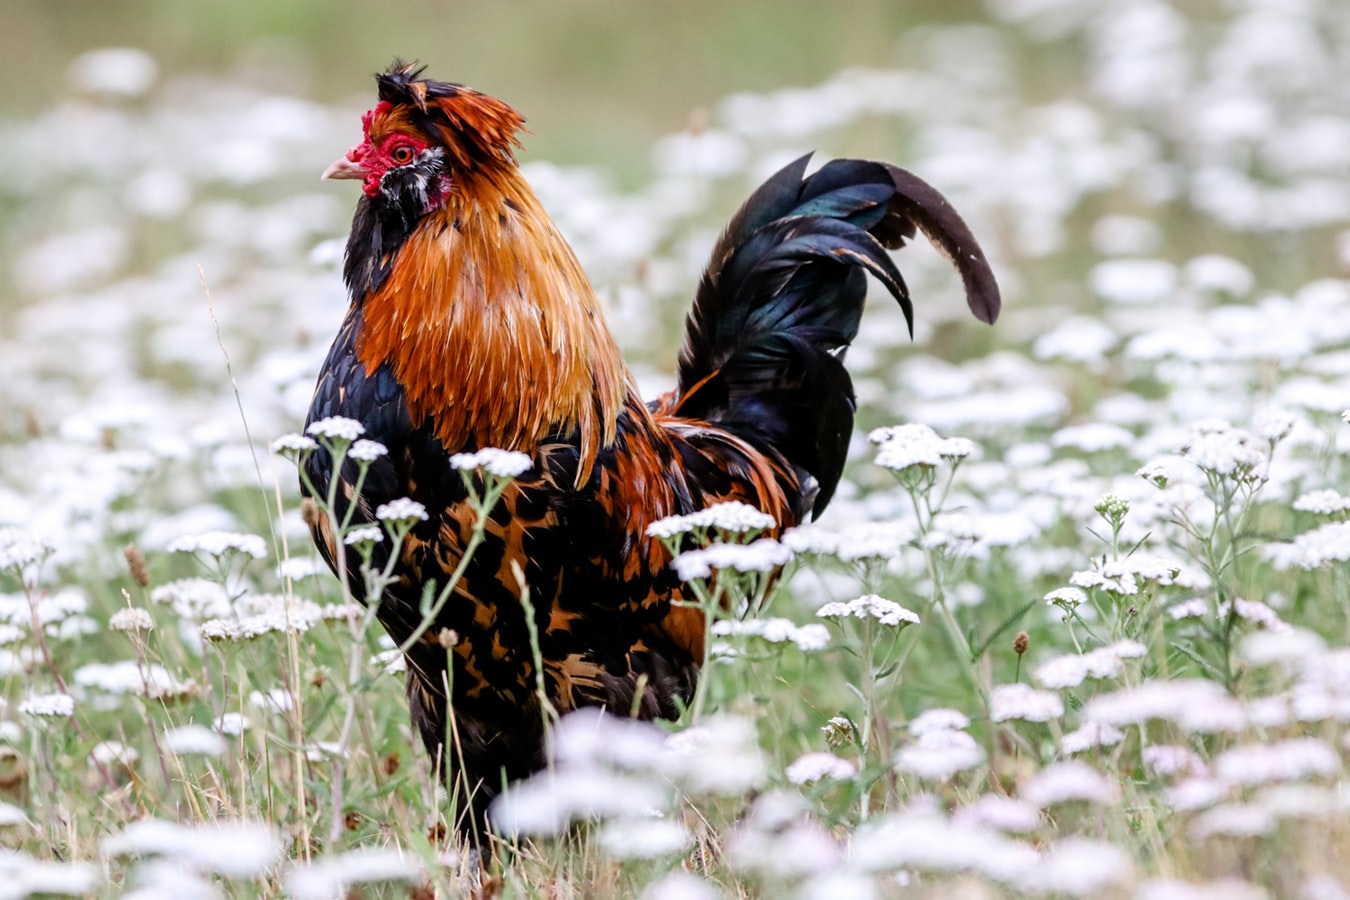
[343,101,432,197]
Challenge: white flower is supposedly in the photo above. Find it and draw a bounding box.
[375,498,428,523]
[1022,761,1119,806]
[1168,597,1209,620]
[989,683,1063,723]
[711,617,830,651]
[1019,837,1133,897]
[954,795,1041,833]
[850,811,1039,883]
[1293,489,1350,515]
[1085,679,1245,733]
[167,530,266,559]
[816,594,919,627]
[647,502,777,539]
[909,708,971,736]
[1181,421,1266,480]
[216,712,250,736]
[109,607,154,633]
[1212,738,1338,786]
[348,439,388,462]
[1061,722,1126,754]
[663,716,767,796]
[151,578,232,620]
[343,525,384,546]
[271,433,318,455]
[0,528,52,572]
[1052,423,1135,453]
[1143,745,1207,779]
[1190,803,1274,839]
[672,538,791,579]
[90,741,139,767]
[1044,586,1087,608]
[1267,521,1350,569]
[895,729,986,780]
[163,724,226,756]
[782,520,915,561]
[449,448,533,477]
[597,817,690,860]
[1251,407,1296,443]
[1220,598,1291,633]
[103,818,283,879]
[74,661,193,699]
[786,751,856,784]
[870,423,944,470]
[19,693,73,718]
[305,416,365,441]
[285,847,424,900]
[1034,640,1147,689]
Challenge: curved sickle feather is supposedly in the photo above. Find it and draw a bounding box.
[880,164,1002,325]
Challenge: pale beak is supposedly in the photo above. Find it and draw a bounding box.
[322,155,368,181]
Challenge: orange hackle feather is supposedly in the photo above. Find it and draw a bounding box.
[353,89,629,482]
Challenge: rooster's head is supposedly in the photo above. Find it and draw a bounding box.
[323,61,525,214]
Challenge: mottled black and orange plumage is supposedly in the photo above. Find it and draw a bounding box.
[304,62,1000,842]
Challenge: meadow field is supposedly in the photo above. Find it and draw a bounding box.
[2,0,1350,896]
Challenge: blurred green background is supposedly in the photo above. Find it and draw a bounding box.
[3,0,982,178]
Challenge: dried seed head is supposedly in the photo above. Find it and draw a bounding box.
[437,628,459,649]
[1013,631,1030,656]
[123,543,150,587]
[300,497,322,528]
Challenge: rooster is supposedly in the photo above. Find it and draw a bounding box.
[304,62,999,842]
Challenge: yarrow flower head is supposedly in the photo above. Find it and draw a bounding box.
[785,751,856,784]
[1181,420,1266,482]
[305,416,365,442]
[869,423,972,472]
[647,501,777,539]
[347,439,388,462]
[19,693,74,718]
[167,531,266,560]
[816,594,919,627]
[672,538,791,580]
[271,433,318,458]
[343,526,384,547]
[0,527,53,573]
[375,498,428,525]
[1292,489,1350,516]
[989,683,1064,723]
[109,607,154,634]
[450,448,533,478]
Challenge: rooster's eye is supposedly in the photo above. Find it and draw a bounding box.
[390,144,416,165]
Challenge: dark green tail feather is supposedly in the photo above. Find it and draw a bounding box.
[673,153,1000,517]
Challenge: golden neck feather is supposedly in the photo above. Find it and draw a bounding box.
[355,164,630,480]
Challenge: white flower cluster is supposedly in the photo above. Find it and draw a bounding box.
[646,501,778,539]
[1022,760,1121,806]
[1085,678,1246,734]
[1060,722,1126,755]
[74,661,194,700]
[1180,420,1267,481]
[672,538,791,580]
[103,818,282,881]
[305,416,365,441]
[869,423,974,471]
[18,693,74,718]
[0,527,51,572]
[108,606,154,633]
[711,617,829,651]
[782,519,915,561]
[167,530,267,560]
[895,728,986,780]
[270,433,318,455]
[449,447,533,477]
[1070,554,1185,596]
[374,498,428,523]
[1035,639,1147,689]
[989,683,1064,723]
[343,525,383,547]
[1292,488,1350,515]
[347,439,388,462]
[151,578,232,620]
[285,847,425,900]
[200,597,357,644]
[785,751,856,785]
[816,593,919,627]
[1265,520,1350,570]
